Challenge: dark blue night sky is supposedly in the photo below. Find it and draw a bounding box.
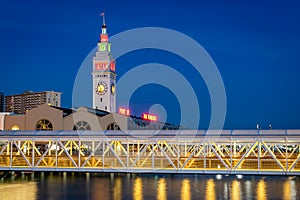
[1,0,300,129]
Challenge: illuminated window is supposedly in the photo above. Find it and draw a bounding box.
[36,119,53,131]
[107,123,120,130]
[73,121,91,130]
[11,125,20,131]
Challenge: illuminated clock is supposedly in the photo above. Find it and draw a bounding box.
[100,43,106,51]
[96,82,107,95]
[111,83,115,95]
[108,44,111,52]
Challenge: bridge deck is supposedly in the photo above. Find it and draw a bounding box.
[0,130,300,175]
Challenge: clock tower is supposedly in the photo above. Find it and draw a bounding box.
[92,13,116,112]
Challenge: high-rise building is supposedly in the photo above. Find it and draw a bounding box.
[0,92,4,112]
[5,91,61,114]
[92,13,116,113]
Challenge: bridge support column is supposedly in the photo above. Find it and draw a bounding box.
[31,172,35,180]
[21,172,25,180]
[11,171,15,181]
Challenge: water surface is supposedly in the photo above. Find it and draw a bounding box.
[0,173,299,199]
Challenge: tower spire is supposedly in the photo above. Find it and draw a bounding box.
[101,12,106,26]
[100,12,107,34]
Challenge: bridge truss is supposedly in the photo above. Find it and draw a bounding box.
[0,130,300,175]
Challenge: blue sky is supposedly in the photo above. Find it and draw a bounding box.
[0,0,300,129]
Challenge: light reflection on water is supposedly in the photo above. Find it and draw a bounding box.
[180,179,191,200]
[231,180,241,200]
[205,179,215,200]
[0,182,37,200]
[257,179,267,200]
[0,173,299,199]
[245,180,253,199]
[157,178,166,200]
[113,177,122,200]
[133,177,143,200]
[283,179,297,200]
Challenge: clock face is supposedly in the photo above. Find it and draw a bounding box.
[111,83,115,95]
[96,82,107,95]
[100,44,106,51]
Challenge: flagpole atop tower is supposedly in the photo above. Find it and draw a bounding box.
[101,12,105,25]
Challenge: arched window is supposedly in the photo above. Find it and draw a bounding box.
[11,125,20,131]
[107,123,120,130]
[73,121,91,130]
[36,119,53,131]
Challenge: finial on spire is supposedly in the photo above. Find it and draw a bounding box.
[100,12,106,26]
[100,12,107,35]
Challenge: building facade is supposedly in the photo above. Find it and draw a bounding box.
[0,92,4,112]
[3,104,179,131]
[5,91,61,114]
[92,15,116,113]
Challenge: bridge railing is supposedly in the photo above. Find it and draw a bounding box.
[0,130,300,175]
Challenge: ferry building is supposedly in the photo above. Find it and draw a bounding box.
[1,15,179,131]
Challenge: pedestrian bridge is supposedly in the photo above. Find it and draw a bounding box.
[0,130,300,175]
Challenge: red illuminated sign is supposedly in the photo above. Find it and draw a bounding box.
[110,61,116,71]
[142,113,158,121]
[118,107,130,116]
[95,61,115,71]
[95,62,108,70]
[100,34,108,42]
